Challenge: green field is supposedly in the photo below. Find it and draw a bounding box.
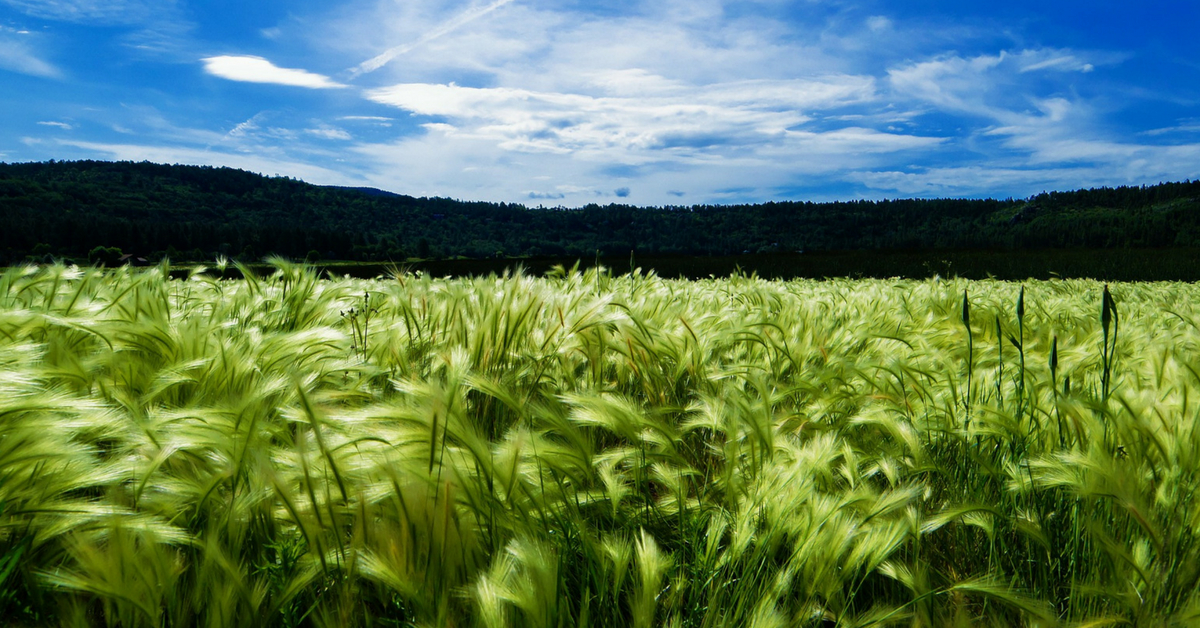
[2,260,1198,627]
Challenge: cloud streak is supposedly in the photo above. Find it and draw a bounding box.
[0,0,168,24]
[202,55,346,89]
[0,29,61,78]
[349,0,516,78]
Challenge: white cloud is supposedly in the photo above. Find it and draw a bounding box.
[324,0,850,90]
[201,55,346,89]
[37,121,72,130]
[888,52,1009,115]
[365,75,880,160]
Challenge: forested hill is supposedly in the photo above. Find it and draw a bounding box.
[3,159,1200,264]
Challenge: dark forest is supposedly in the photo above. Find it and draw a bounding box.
[3,160,1199,270]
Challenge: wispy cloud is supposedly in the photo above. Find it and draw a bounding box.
[351,69,939,204]
[1020,55,1093,73]
[888,48,1118,119]
[887,49,1144,165]
[202,55,346,89]
[854,139,1200,197]
[853,166,1104,197]
[349,0,517,78]
[1143,120,1200,137]
[888,53,1009,116]
[0,28,61,78]
[4,0,198,60]
[866,16,892,33]
[226,114,265,139]
[365,75,882,158]
[37,121,72,130]
[0,0,170,25]
[340,116,393,127]
[306,126,352,140]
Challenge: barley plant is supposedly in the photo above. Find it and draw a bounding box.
[2,259,1199,627]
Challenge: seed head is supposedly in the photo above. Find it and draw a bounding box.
[1050,336,1058,376]
[1102,284,1113,333]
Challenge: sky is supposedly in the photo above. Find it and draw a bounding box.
[1,0,1199,206]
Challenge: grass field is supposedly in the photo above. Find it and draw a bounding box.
[2,259,1199,627]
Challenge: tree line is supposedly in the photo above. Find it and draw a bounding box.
[2,159,1199,265]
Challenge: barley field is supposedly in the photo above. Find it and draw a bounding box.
[2,260,1199,627]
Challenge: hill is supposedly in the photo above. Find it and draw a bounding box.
[2,159,1199,265]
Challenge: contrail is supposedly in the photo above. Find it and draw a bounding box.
[349,0,516,78]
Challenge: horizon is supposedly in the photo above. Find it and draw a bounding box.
[15,158,1197,209]
[2,1,1198,206]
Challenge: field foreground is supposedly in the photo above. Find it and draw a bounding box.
[2,261,1199,627]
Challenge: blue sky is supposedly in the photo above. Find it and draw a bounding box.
[2,0,1198,206]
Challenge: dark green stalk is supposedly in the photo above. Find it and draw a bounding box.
[1016,286,1026,419]
[963,290,973,419]
[1107,286,1119,400]
[1050,336,1065,448]
[428,409,440,475]
[996,315,1004,405]
[1101,285,1112,401]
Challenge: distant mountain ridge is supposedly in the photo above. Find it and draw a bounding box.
[2,159,1199,263]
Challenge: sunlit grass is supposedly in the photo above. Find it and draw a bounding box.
[2,260,1199,626]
